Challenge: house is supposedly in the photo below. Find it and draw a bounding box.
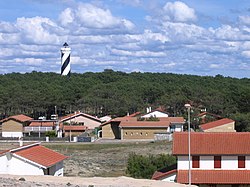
[156,132,250,186]
[24,120,57,137]
[63,125,88,137]
[195,112,222,124]
[200,118,236,132]
[101,116,184,140]
[0,114,33,138]
[60,111,101,130]
[141,107,169,118]
[0,142,68,176]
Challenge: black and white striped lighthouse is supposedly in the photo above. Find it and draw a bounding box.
[61,42,71,76]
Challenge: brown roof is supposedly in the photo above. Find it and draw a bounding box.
[11,144,68,168]
[63,125,87,131]
[200,118,234,130]
[173,132,250,155]
[177,170,250,184]
[29,121,56,127]
[0,114,33,123]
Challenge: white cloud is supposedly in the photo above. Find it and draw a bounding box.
[163,1,197,22]
[59,3,135,34]
[239,15,250,26]
[16,16,60,44]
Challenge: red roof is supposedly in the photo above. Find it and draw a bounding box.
[12,144,68,168]
[200,118,235,130]
[120,117,184,128]
[0,114,33,123]
[63,125,87,131]
[152,169,177,180]
[29,121,56,127]
[177,170,250,184]
[173,132,250,155]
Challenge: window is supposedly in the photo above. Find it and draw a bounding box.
[238,156,245,168]
[192,156,200,168]
[214,156,221,168]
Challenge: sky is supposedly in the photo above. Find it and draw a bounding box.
[0,0,250,78]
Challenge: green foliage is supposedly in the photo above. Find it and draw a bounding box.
[0,71,249,130]
[126,153,176,179]
[146,116,160,121]
[45,131,57,137]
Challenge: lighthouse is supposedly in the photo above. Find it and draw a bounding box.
[61,42,71,76]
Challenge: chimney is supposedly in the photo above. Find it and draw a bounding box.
[149,107,152,112]
[146,107,149,113]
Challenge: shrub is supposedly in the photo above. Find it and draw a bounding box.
[126,153,176,179]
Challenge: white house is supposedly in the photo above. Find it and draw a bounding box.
[0,143,68,176]
[154,132,250,186]
[141,110,169,118]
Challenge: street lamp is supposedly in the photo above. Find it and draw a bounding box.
[185,103,191,186]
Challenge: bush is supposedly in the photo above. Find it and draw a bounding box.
[45,130,57,137]
[126,153,176,179]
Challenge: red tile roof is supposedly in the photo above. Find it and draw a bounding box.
[177,170,250,184]
[29,121,56,127]
[173,132,250,155]
[0,114,33,123]
[12,144,68,168]
[152,169,177,180]
[200,118,235,130]
[120,117,184,128]
[63,125,87,131]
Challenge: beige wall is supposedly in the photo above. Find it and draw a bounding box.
[204,122,236,132]
[63,116,101,129]
[102,123,120,139]
[122,128,167,140]
[2,120,23,132]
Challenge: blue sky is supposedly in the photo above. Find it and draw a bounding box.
[0,0,250,78]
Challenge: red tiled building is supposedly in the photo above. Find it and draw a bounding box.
[155,132,250,186]
[0,143,68,176]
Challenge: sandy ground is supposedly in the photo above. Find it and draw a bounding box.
[0,174,197,187]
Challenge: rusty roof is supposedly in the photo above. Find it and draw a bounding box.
[173,132,250,155]
[29,121,56,127]
[63,125,87,131]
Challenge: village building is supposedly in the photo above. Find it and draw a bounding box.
[24,120,57,137]
[153,132,250,186]
[200,118,236,132]
[101,116,184,140]
[0,114,33,138]
[0,143,68,176]
[59,111,101,130]
[141,107,169,118]
[195,112,222,124]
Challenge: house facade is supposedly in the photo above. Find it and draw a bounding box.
[161,132,250,186]
[0,143,68,176]
[0,114,33,138]
[200,118,236,132]
[60,112,101,130]
[101,116,184,140]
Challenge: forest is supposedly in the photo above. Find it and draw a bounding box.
[0,70,249,131]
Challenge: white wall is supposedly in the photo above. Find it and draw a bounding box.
[142,111,168,118]
[0,154,64,176]
[2,132,23,138]
[177,155,250,170]
[161,173,176,182]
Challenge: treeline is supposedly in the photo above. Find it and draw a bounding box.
[0,70,249,130]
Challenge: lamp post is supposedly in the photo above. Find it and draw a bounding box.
[185,103,191,186]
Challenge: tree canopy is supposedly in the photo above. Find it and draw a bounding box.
[0,70,249,130]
